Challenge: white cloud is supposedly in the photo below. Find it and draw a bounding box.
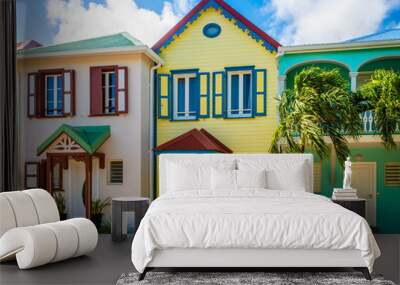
[47,0,196,46]
[262,0,399,45]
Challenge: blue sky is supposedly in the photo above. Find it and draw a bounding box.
[17,0,400,46]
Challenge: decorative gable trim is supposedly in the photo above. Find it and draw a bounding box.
[152,0,280,53]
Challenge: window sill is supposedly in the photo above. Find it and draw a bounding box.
[171,118,199,122]
[29,115,69,119]
[89,113,119,117]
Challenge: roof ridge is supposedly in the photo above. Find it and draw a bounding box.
[344,28,400,43]
[18,32,136,53]
[120,32,145,46]
[152,0,280,52]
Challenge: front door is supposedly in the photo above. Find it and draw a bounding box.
[351,162,377,226]
[65,159,86,218]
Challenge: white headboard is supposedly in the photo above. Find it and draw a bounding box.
[158,153,314,195]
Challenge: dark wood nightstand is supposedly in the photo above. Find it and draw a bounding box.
[332,198,366,218]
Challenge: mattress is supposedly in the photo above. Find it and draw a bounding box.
[131,190,380,273]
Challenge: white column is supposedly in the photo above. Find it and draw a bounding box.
[277,75,286,124]
[278,75,286,97]
[350,72,358,92]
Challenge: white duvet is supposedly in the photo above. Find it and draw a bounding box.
[131,190,380,273]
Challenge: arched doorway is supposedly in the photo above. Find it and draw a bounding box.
[357,57,400,87]
[285,61,350,90]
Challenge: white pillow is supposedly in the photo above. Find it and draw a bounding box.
[236,169,267,189]
[211,168,237,190]
[167,163,211,191]
[237,159,307,191]
[266,166,306,191]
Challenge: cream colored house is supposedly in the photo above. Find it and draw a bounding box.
[17,33,162,219]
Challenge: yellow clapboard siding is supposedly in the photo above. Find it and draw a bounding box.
[157,7,278,153]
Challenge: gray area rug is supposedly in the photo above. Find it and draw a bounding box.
[117,272,396,285]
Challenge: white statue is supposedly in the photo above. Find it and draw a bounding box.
[343,157,352,189]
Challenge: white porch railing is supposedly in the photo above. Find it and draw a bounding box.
[361,111,400,134]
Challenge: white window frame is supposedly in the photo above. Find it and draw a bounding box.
[45,74,63,116]
[227,70,252,118]
[102,71,116,114]
[173,73,197,120]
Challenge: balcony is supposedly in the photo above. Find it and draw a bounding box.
[361,111,400,135]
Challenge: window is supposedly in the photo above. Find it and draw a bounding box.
[27,69,75,118]
[109,160,123,184]
[45,74,63,116]
[90,66,128,115]
[172,73,198,120]
[203,23,221,38]
[25,162,40,189]
[102,71,116,114]
[227,70,252,118]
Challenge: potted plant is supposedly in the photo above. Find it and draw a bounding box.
[91,197,111,229]
[53,191,67,220]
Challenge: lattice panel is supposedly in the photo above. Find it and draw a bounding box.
[48,133,84,153]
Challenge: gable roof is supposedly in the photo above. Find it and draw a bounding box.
[154,128,233,153]
[345,28,400,43]
[16,40,42,51]
[37,124,111,155]
[152,0,280,53]
[17,32,163,63]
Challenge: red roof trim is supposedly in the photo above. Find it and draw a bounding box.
[152,0,280,51]
[154,128,232,153]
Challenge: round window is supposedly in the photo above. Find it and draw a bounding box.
[203,23,221,38]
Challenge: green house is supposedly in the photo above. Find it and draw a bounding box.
[278,29,400,234]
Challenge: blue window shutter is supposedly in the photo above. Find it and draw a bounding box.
[254,69,267,116]
[212,71,225,118]
[199,72,210,118]
[157,73,171,119]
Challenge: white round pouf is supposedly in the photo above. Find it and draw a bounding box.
[66,218,98,257]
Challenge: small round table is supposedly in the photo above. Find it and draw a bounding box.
[111,197,149,242]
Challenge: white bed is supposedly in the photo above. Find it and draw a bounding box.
[131,154,380,280]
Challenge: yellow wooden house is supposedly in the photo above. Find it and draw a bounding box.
[154,0,280,160]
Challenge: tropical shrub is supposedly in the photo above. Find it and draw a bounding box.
[358,69,400,148]
[269,67,361,164]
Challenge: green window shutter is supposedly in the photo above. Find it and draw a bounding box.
[254,69,267,116]
[199,72,210,118]
[157,73,171,119]
[212,71,225,118]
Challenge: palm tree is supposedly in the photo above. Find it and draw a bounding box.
[269,67,362,164]
[358,69,400,149]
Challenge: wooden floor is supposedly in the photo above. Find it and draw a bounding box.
[0,234,399,285]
